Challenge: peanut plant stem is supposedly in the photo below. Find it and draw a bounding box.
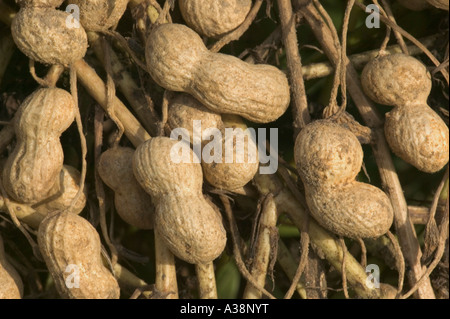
[297,0,435,299]
[243,194,278,299]
[113,262,151,297]
[154,230,179,299]
[277,0,310,135]
[73,59,151,146]
[276,239,308,299]
[87,32,160,136]
[195,263,218,299]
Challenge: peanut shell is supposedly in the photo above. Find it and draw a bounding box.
[179,0,252,38]
[145,23,290,124]
[98,147,154,229]
[133,137,227,264]
[11,7,88,66]
[38,212,120,299]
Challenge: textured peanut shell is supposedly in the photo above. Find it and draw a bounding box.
[294,120,363,187]
[168,94,258,190]
[168,93,224,144]
[16,0,64,7]
[396,0,429,10]
[133,137,227,264]
[3,88,75,204]
[426,0,449,9]
[33,165,87,219]
[179,0,252,38]
[361,53,432,106]
[385,103,449,173]
[295,120,393,239]
[362,54,449,172]
[0,235,23,299]
[38,212,120,299]
[98,147,154,229]
[202,115,259,190]
[67,0,129,31]
[145,23,290,124]
[305,182,394,239]
[11,7,88,66]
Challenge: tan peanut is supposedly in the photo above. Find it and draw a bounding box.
[15,0,64,7]
[33,165,87,218]
[132,136,227,264]
[202,114,259,190]
[168,94,259,190]
[145,23,290,124]
[38,212,120,299]
[179,0,252,38]
[361,53,449,173]
[294,120,394,239]
[0,235,23,299]
[67,0,129,31]
[98,147,154,229]
[11,6,88,66]
[2,88,75,204]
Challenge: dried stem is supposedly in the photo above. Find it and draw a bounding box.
[209,0,264,53]
[94,106,119,267]
[220,194,277,299]
[284,219,309,299]
[277,0,310,135]
[386,231,405,296]
[243,194,278,299]
[87,32,159,136]
[296,0,435,299]
[195,263,218,299]
[379,0,409,54]
[154,230,179,299]
[401,196,449,299]
[73,59,151,146]
[277,239,308,299]
[340,238,350,299]
[358,238,367,268]
[113,262,152,298]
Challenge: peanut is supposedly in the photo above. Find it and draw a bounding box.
[98,147,154,229]
[132,136,227,264]
[33,165,87,219]
[145,23,290,124]
[179,0,252,38]
[0,235,23,299]
[361,53,449,173]
[2,88,75,204]
[38,211,120,299]
[67,0,129,31]
[202,114,259,190]
[168,94,259,190]
[294,120,394,239]
[11,6,88,66]
[15,0,64,7]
